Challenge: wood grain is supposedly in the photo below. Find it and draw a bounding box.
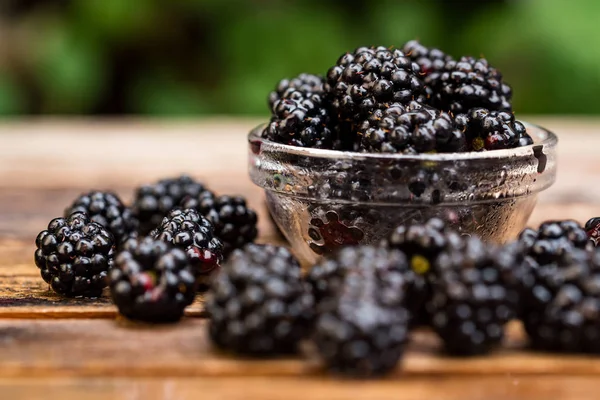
[0,376,597,400]
[0,319,597,379]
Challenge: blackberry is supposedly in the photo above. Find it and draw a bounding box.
[132,175,214,234]
[34,212,114,297]
[403,40,453,102]
[519,220,593,266]
[519,248,600,354]
[325,46,426,121]
[262,90,334,149]
[268,73,325,109]
[454,108,533,151]
[427,238,523,355]
[357,101,467,154]
[207,244,314,355]
[307,246,424,318]
[585,217,600,246]
[151,209,223,291]
[381,218,464,324]
[65,191,137,245]
[381,217,463,277]
[109,238,196,322]
[430,56,513,114]
[180,194,258,258]
[313,261,410,377]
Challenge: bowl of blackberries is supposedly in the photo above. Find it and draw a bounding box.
[249,41,557,265]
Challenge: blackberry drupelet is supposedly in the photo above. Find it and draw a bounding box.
[65,191,137,245]
[325,46,426,122]
[262,90,334,149]
[519,248,600,354]
[132,175,214,234]
[519,220,593,266]
[313,262,410,377]
[207,244,314,355]
[109,237,196,322]
[430,56,513,113]
[34,212,114,297]
[357,101,467,154]
[307,246,424,318]
[268,73,325,109]
[427,238,523,355]
[180,194,258,258]
[151,209,223,291]
[454,108,533,151]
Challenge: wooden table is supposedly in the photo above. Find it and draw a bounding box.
[1,118,599,399]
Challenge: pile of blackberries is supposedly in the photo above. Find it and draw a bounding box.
[34,175,258,322]
[263,41,533,153]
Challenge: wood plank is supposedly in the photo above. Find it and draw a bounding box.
[0,319,598,379]
[0,376,597,400]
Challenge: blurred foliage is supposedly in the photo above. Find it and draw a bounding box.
[0,0,598,116]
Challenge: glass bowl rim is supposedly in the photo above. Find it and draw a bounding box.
[248,121,557,162]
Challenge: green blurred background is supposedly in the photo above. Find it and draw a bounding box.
[0,0,598,116]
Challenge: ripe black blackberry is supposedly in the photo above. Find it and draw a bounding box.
[357,101,467,154]
[262,90,334,149]
[313,262,410,377]
[65,191,137,245]
[584,217,600,245]
[325,46,426,122]
[268,73,325,109]
[519,220,593,266]
[109,237,196,322]
[151,209,223,291]
[519,248,600,354]
[132,175,214,234]
[427,238,523,355]
[402,40,453,102]
[180,194,258,258]
[307,246,424,317]
[380,218,464,324]
[430,56,513,114]
[34,212,114,297]
[454,108,533,151]
[207,244,314,355]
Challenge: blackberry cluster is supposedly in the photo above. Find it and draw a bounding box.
[427,238,524,355]
[262,91,334,149]
[151,209,223,291]
[585,217,600,245]
[268,73,325,109]
[325,46,426,122]
[519,249,600,354]
[430,56,513,114]
[132,175,214,234]
[307,246,423,316]
[181,194,258,258]
[313,256,410,377]
[207,244,314,355]
[403,40,452,101]
[109,238,196,322]
[65,191,137,245]
[519,220,593,265]
[357,101,467,154]
[454,108,533,151]
[34,212,114,297]
[380,218,464,324]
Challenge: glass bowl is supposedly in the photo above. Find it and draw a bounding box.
[248,124,557,265]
